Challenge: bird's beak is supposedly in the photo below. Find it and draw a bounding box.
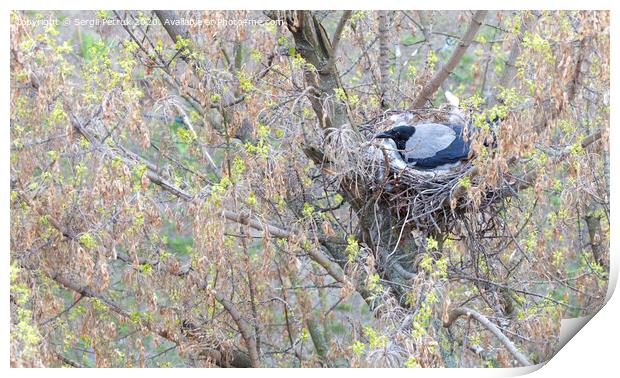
[374,132,392,139]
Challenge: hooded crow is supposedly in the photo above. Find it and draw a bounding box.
[374,123,472,169]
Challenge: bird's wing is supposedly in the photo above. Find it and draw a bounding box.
[404,123,457,160]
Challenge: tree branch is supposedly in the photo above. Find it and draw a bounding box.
[52,350,84,368]
[280,11,349,129]
[377,11,390,109]
[154,10,192,60]
[444,306,532,366]
[208,288,260,367]
[326,10,352,72]
[412,10,487,108]
[307,318,330,366]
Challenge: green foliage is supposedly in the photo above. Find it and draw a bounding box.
[419,253,434,274]
[426,49,438,70]
[363,326,387,349]
[10,267,41,357]
[522,32,554,63]
[173,35,192,52]
[256,123,269,139]
[345,235,360,263]
[129,311,141,323]
[208,176,231,206]
[291,53,313,70]
[48,100,66,126]
[177,127,195,144]
[138,263,153,275]
[334,87,347,102]
[15,308,41,355]
[78,233,97,249]
[367,273,382,294]
[246,191,257,207]
[411,293,435,338]
[351,339,365,356]
[91,298,108,312]
[299,327,309,343]
[236,70,254,92]
[302,202,314,218]
[405,63,417,78]
[458,175,470,189]
[434,256,448,279]
[243,139,269,158]
[404,356,420,368]
[426,236,438,250]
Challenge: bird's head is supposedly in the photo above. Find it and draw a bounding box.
[374,125,416,151]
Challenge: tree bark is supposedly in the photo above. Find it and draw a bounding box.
[270,11,350,130]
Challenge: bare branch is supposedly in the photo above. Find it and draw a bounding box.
[208,288,260,367]
[377,11,390,109]
[412,10,488,108]
[40,296,84,326]
[326,10,352,72]
[444,307,532,366]
[52,350,84,368]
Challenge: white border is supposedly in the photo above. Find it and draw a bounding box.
[2,1,617,377]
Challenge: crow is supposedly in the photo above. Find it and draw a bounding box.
[374,123,474,170]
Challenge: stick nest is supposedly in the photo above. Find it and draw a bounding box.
[323,109,507,237]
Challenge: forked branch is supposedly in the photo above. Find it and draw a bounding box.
[444,307,532,366]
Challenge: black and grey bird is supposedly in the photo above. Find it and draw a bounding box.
[374,123,473,170]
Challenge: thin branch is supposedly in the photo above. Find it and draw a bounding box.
[208,288,260,367]
[444,306,532,366]
[53,350,84,368]
[326,10,352,72]
[412,10,488,108]
[41,295,84,326]
[377,10,390,109]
